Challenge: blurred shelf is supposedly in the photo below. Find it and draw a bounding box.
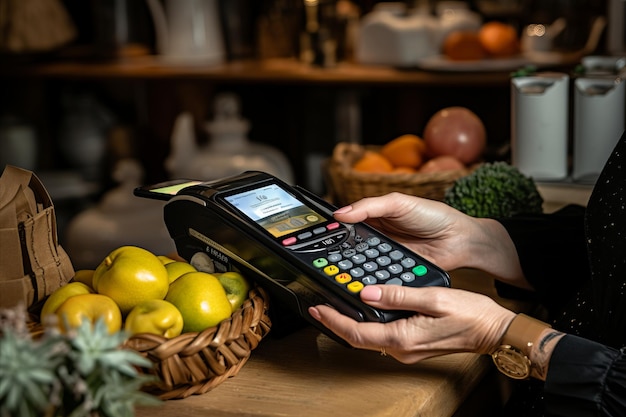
[0,57,514,87]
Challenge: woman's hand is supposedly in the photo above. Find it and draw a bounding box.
[334,193,529,289]
[309,285,516,364]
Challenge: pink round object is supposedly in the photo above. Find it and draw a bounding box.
[423,107,486,164]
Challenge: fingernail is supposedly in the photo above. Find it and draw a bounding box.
[308,306,321,320]
[360,286,382,301]
[333,205,353,214]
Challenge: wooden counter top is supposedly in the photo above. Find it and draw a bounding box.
[135,270,528,417]
[135,327,492,417]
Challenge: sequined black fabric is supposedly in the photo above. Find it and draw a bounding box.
[584,134,626,348]
[495,131,626,416]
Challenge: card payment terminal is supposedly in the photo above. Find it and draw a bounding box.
[135,171,451,343]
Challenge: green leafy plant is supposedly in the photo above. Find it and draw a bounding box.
[0,305,161,417]
[444,161,544,218]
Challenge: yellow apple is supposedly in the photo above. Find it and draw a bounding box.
[125,299,184,338]
[217,271,251,312]
[165,261,197,284]
[55,293,122,334]
[157,255,176,265]
[92,245,169,314]
[165,271,232,333]
[40,282,94,322]
[72,269,95,289]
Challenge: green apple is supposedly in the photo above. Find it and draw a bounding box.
[165,272,232,333]
[217,271,251,312]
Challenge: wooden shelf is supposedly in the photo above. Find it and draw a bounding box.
[0,57,514,87]
[0,56,518,185]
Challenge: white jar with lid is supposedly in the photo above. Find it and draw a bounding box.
[572,76,625,183]
[511,73,570,181]
[166,93,294,184]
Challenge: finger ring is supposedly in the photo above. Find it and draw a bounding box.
[380,347,387,356]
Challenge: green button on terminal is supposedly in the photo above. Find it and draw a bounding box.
[413,265,428,276]
[313,258,328,268]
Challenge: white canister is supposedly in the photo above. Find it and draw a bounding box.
[511,73,569,181]
[572,76,625,183]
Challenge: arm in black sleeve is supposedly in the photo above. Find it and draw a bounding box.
[495,204,590,315]
[544,335,626,417]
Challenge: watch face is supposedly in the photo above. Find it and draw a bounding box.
[491,345,531,380]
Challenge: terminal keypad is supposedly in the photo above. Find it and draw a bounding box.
[312,234,430,295]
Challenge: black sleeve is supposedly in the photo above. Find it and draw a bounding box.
[495,205,591,315]
[544,335,626,417]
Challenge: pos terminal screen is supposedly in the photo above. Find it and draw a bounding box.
[224,183,327,238]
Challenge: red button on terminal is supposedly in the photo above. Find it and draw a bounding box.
[327,222,340,230]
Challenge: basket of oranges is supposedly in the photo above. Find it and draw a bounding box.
[325,140,466,206]
[325,107,487,206]
[32,246,272,401]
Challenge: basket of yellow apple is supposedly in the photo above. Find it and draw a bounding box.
[36,245,272,400]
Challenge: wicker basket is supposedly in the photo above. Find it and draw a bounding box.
[325,142,469,207]
[123,286,271,400]
[29,286,271,401]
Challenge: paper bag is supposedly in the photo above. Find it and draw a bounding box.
[0,165,74,308]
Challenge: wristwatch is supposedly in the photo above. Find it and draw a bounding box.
[491,313,551,379]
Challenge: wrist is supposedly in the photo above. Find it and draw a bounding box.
[472,218,532,290]
[527,327,566,380]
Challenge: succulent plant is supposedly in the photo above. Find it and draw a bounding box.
[444,161,544,218]
[0,324,62,416]
[0,304,161,417]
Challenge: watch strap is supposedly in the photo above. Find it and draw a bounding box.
[501,313,551,358]
[494,313,551,379]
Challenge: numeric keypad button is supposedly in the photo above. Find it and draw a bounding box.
[378,243,392,253]
[355,242,369,252]
[400,272,415,283]
[401,258,416,268]
[389,250,404,261]
[328,253,342,263]
[338,260,353,270]
[350,267,365,278]
[374,270,391,280]
[362,275,377,285]
[351,254,367,264]
[363,262,378,272]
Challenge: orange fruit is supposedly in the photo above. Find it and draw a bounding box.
[478,21,520,57]
[419,155,466,173]
[443,31,487,61]
[380,134,426,169]
[353,150,394,173]
[393,166,418,174]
